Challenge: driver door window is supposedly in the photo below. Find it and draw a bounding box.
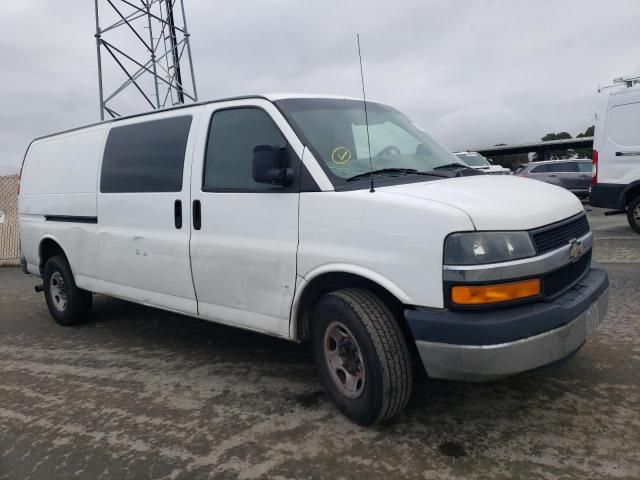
[203,108,288,191]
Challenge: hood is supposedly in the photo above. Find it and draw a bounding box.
[378,175,583,230]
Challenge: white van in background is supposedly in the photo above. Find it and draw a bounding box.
[590,75,640,233]
[454,151,511,175]
[19,94,609,425]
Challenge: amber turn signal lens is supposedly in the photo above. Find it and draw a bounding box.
[451,278,541,305]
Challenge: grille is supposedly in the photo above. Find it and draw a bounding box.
[542,250,591,298]
[530,214,590,254]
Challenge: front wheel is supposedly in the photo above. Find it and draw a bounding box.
[628,196,640,234]
[43,255,93,326]
[311,288,413,426]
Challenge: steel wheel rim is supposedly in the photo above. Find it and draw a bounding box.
[634,204,640,225]
[323,321,366,399]
[50,271,67,312]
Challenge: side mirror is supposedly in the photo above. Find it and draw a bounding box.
[252,145,294,186]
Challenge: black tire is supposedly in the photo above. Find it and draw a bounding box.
[311,288,413,426]
[43,255,93,326]
[627,196,640,234]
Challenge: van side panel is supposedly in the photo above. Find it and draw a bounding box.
[19,125,108,279]
[598,87,640,185]
[94,112,199,315]
[21,126,108,215]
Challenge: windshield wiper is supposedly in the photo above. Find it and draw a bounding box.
[431,162,470,170]
[346,168,446,182]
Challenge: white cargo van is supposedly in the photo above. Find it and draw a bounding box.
[590,75,640,232]
[19,94,609,425]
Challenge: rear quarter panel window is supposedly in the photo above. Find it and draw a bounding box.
[548,162,577,173]
[530,164,549,173]
[577,162,592,173]
[100,116,192,193]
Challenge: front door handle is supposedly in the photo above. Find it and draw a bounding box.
[174,200,182,229]
[549,174,557,178]
[193,200,201,230]
[615,151,640,156]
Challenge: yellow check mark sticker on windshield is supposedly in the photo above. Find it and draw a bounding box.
[331,146,352,165]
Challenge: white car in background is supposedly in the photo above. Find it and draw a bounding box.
[455,151,511,174]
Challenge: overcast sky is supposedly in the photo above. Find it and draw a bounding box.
[1,0,638,175]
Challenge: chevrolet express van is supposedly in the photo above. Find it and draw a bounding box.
[19,94,609,425]
[590,76,640,233]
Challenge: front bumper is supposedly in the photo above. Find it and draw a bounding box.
[406,265,609,382]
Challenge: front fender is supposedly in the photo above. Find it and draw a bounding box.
[289,263,412,341]
[300,263,411,303]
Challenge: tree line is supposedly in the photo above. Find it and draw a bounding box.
[490,126,594,170]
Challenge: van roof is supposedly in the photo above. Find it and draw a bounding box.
[610,84,640,96]
[32,93,364,142]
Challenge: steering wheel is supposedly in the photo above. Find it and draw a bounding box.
[376,145,401,158]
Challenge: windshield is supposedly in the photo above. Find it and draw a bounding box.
[276,98,461,185]
[455,152,490,167]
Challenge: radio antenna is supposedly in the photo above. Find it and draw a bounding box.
[357,34,375,193]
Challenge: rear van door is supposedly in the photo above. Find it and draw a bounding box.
[96,112,199,315]
[601,89,640,184]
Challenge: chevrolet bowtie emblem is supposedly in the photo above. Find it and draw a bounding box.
[569,238,583,261]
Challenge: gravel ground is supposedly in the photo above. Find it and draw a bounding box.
[0,207,639,479]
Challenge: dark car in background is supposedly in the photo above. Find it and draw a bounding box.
[515,159,593,198]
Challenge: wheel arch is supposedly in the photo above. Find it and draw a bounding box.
[38,236,70,275]
[623,180,640,206]
[291,265,411,343]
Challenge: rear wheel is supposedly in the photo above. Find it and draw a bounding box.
[628,196,640,234]
[43,255,93,326]
[311,288,413,426]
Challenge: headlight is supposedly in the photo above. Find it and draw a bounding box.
[444,231,536,265]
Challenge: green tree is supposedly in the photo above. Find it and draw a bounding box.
[577,126,595,138]
[575,126,595,158]
[487,144,529,171]
[541,132,572,141]
[540,132,573,159]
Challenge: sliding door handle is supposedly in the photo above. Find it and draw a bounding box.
[615,151,640,156]
[193,200,201,230]
[174,200,182,229]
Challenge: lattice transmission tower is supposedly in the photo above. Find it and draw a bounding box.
[94,0,198,120]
